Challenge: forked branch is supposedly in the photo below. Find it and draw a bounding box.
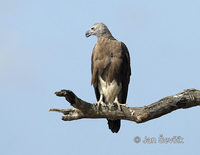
[49,88,200,123]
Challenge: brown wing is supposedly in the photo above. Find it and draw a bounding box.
[91,46,100,101]
[117,42,131,104]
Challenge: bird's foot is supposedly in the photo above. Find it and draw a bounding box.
[95,101,105,110]
[115,102,126,111]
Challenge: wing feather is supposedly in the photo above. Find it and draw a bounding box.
[117,42,131,104]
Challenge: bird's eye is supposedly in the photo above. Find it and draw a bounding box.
[91,27,95,30]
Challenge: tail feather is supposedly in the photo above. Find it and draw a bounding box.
[107,119,121,133]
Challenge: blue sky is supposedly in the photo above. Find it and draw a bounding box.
[1,0,200,154]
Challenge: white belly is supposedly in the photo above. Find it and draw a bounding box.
[98,76,121,104]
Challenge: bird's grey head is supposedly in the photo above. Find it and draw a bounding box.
[85,23,113,38]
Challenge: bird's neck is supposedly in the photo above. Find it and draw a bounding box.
[97,33,115,40]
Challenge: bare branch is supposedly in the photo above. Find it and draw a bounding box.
[49,88,200,123]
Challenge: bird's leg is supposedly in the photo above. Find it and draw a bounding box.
[95,94,105,110]
[114,97,126,110]
[108,102,113,110]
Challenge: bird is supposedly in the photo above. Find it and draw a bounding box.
[85,23,131,133]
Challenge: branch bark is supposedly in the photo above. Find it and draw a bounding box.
[49,88,200,123]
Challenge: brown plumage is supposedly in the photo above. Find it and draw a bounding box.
[86,23,131,133]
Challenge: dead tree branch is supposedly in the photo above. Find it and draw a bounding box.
[49,88,200,123]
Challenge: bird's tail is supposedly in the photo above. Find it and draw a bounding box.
[107,119,121,133]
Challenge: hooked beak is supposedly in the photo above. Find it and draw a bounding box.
[85,30,92,37]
